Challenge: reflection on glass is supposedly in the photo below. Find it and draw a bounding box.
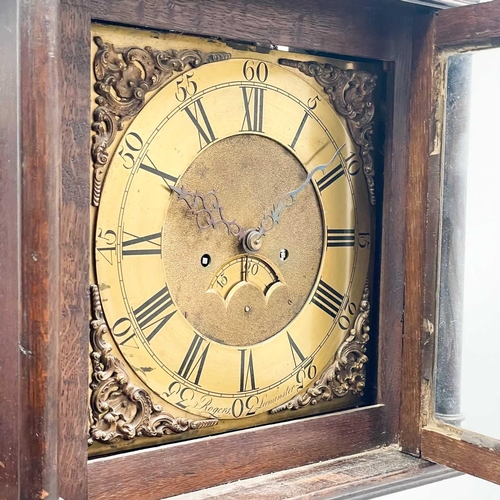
[436,47,500,439]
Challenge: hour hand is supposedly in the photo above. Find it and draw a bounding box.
[171,185,244,238]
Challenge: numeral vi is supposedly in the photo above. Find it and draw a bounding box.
[239,349,257,392]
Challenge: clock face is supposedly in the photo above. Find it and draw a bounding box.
[95,58,371,419]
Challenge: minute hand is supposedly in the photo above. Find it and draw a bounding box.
[257,145,345,237]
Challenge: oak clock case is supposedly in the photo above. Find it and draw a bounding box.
[89,25,378,456]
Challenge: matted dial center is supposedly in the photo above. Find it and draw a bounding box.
[163,134,323,346]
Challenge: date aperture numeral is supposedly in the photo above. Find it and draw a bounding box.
[134,285,177,342]
[312,280,344,319]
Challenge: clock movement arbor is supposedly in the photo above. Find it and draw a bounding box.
[1,0,500,499]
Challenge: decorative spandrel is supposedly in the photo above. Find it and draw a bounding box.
[89,285,218,445]
[271,281,370,413]
[91,36,231,206]
[279,58,377,205]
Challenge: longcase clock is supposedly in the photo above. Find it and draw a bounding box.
[88,24,379,455]
[5,1,500,499]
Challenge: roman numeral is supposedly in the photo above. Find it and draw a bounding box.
[289,111,309,150]
[178,333,210,386]
[241,87,265,132]
[287,332,306,367]
[316,163,344,192]
[312,280,344,319]
[327,229,355,247]
[239,349,257,392]
[184,98,216,150]
[122,231,161,256]
[139,153,178,185]
[133,285,176,342]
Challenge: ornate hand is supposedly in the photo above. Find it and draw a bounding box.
[256,145,346,237]
[170,185,246,239]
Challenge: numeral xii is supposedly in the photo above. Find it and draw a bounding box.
[241,87,265,132]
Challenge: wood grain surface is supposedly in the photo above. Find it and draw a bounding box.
[89,405,388,500]
[400,11,436,456]
[375,11,415,443]
[171,447,452,500]
[59,1,91,498]
[83,0,422,495]
[436,0,500,49]
[0,0,456,497]
[0,1,21,498]
[422,428,500,485]
[19,0,62,497]
[90,0,414,62]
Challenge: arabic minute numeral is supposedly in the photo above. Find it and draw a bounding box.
[96,228,117,265]
[175,72,198,102]
[118,131,143,170]
[242,60,269,82]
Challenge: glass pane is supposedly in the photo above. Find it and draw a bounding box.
[436,47,500,439]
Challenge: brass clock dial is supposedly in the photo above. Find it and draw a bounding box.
[95,57,371,420]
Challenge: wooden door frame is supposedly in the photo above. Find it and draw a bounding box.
[402,0,500,485]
